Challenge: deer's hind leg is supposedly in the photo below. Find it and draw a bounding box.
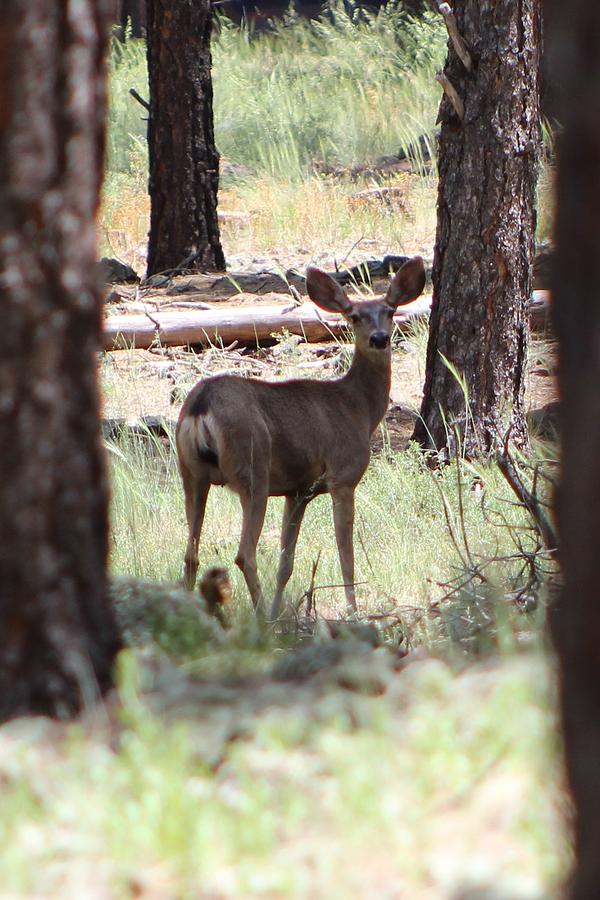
[235,484,268,613]
[181,462,210,591]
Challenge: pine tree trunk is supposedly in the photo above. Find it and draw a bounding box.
[146,0,225,277]
[412,0,541,460]
[545,2,600,896]
[0,0,121,720]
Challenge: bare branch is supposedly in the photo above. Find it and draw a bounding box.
[436,3,473,73]
[497,441,558,552]
[129,87,150,112]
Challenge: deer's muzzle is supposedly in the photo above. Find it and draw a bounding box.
[369,332,390,349]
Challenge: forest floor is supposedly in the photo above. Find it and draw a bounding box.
[0,267,566,898]
[62,254,567,899]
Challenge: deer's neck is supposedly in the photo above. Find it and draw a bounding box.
[342,347,392,434]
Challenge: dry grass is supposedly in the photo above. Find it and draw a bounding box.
[99,171,439,275]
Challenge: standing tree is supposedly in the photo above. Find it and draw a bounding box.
[412,1,541,459]
[545,2,600,896]
[0,0,121,720]
[146,0,225,277]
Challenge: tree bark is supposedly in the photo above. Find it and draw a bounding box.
[412,0,541,460]
[0,0,121,720]
[544,2,600,897]
[146,0,225,277]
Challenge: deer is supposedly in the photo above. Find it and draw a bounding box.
[176,255,426,619]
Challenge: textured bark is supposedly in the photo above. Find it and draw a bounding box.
[0,0,121,720]
[146,0,225,276]
[545,2,600,897]
[412,0,541,459]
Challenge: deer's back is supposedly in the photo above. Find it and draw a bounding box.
[178,374,372,495]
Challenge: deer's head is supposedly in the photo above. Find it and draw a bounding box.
[306,256,426,355]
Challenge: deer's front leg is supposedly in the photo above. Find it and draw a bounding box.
[271,494,309,620]
[330,485,357,612]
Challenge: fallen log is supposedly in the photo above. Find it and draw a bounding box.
[102,291,551,351]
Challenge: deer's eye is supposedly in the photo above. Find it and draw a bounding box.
[349,312,361,324]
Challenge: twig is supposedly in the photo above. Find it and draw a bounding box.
[337,237,366,270]
[129,87,150,112]
[288,284,304,307]
[160,300,213,310]
[497,437,558,552]
[144,309,161,331]
[436,71,465,120]
[436,3,473,73]
[305,550,321,618]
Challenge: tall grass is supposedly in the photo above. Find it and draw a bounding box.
[106,2,446,181]
[107,423,554,655]
[214,4,445,178]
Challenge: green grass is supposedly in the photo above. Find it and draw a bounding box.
[0,645,568,898]
[106,3,446,181]
[106,416,555,658]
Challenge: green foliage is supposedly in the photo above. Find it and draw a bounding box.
[215,2,445,178]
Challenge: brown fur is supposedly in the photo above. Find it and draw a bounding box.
[176,257,426,618]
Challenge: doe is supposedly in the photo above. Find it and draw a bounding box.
[176,256,426,618]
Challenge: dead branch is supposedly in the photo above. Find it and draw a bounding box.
[129,87,150,112]
[497,439,558,552]
[436,71,465,120]
[436,2,473,73]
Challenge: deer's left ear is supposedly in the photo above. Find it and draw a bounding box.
[384,256,426,309]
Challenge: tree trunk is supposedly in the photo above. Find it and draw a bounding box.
[146,0,225,277]
[412,1,541,460]
[0,0,121,720]
[544,2,600,896]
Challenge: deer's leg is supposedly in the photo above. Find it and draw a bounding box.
[181,464,210,591]
[330,485,357,612]
[270,494,309,620]
[235,486,268,613]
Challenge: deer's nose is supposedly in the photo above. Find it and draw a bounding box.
[369,331,390,349]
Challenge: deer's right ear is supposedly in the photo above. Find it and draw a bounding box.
[306,267,353,315]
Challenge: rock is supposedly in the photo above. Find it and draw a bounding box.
[96,257,139,284]
[533,243,555,290]
[527,401,560,441]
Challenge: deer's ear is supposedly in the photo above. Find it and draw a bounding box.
[306,267,353,315]
[384,256,426,309]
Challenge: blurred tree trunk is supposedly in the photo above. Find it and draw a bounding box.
[146,0,225,277]
[545,2,600,896]
[412,1,541,460]
[0,0,121,720]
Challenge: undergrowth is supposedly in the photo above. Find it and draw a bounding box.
[107,421,556,663]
